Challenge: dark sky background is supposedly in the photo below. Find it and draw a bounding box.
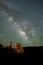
[0,0,43,47]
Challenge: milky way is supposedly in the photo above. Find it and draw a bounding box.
[0,0,43,47]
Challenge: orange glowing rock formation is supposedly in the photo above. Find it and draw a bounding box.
[8,41,12,48]
[15,42,24,54]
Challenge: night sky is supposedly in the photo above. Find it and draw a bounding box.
[0,0,43,47]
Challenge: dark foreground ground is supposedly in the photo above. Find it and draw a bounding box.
[0,46,43,64]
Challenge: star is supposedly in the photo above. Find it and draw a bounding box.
[38,27,40,30]
[1,34,4,37]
